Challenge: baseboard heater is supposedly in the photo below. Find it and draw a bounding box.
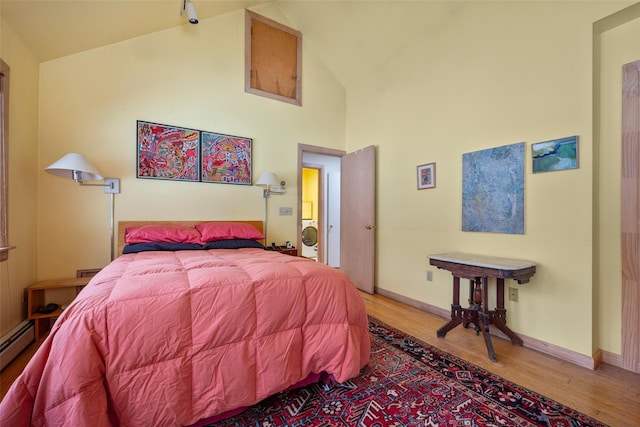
[0,320,35,371]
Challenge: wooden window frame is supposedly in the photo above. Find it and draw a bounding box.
[245,10,302,106]
[0,59,9,262]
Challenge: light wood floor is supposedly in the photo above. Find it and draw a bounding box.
[362,292,640,427]
[2,292,639,426]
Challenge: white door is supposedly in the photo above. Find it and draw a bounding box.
[340,146,376,293]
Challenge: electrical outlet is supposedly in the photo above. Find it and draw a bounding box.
[509,287,518,302]
[426,271,433,281]
[279,207,293,216]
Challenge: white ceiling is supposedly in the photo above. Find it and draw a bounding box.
[1,0,468,89]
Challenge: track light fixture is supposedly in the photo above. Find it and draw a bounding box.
[181,0,198,24]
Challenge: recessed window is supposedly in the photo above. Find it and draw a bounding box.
[245,10,302,106]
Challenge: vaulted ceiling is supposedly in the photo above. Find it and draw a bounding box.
[1,0,468,89]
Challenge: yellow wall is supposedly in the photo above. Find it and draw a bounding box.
[0,17,40,336]
[2,0,638,360]
[302,168,319,219]
[597,9,640,354]
[346,1,633,357]
[36,4,345,279]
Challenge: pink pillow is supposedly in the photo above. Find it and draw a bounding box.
[125,225,202,244]
[196,222,264,242]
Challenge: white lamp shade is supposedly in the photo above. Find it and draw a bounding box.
[255,172,279,187]
[45,153,103,181]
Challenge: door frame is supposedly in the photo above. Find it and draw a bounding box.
[297,144,346,261]
[621,59,640,373]
[594,5,640,373]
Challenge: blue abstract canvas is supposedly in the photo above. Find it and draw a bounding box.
[462,142,525,234]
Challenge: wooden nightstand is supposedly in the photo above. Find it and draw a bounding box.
[27,276,92,339]
[267,246,298,256]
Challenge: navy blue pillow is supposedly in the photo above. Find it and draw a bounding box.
[203,239,265,250]
[122,242,204,254]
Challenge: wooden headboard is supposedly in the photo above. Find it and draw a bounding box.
[117,220,264,257]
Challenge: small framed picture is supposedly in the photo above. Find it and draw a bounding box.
[532,136,578,173]
[417,162,436,190]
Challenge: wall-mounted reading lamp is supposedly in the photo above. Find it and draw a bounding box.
[181,0,198,24]
[45,153,121,261]
[255,172,285,245]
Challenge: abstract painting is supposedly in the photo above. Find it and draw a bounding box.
[137,121,200,181]
[462,142,525,234]
[532,135,578,173]
[201,132,252,185]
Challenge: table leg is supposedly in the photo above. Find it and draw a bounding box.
[480,312,496,362]
[490,309,523,345]
[464,277,483,334]
[463,279,473,329]
[496,278,505,309]
[492,278,523,346]
[480,276,497,362]
[437,276,462,338]
[437,305,463,338]
[452,276,460,306]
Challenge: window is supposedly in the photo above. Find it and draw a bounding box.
[0,59,9,261]
[245,10,302,106]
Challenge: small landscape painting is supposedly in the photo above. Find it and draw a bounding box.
[532,136,578,173]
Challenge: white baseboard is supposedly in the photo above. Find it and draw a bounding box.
[0,320,35,371]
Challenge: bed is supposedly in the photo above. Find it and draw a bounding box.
[0,220,371,426]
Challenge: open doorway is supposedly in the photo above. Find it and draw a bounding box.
[297,143,376,293]
[301,165,322,262]
[297,144,344,267]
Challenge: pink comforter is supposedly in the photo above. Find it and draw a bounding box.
[0,249,370,426]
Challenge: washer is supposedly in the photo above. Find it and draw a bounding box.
[301,220,318,260]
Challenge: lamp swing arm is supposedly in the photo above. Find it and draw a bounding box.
[73,173,120,194]
[262,181,286,198]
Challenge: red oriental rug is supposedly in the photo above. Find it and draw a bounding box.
[209,316,607,426]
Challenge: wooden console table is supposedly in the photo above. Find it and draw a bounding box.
[429,252,536,362]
